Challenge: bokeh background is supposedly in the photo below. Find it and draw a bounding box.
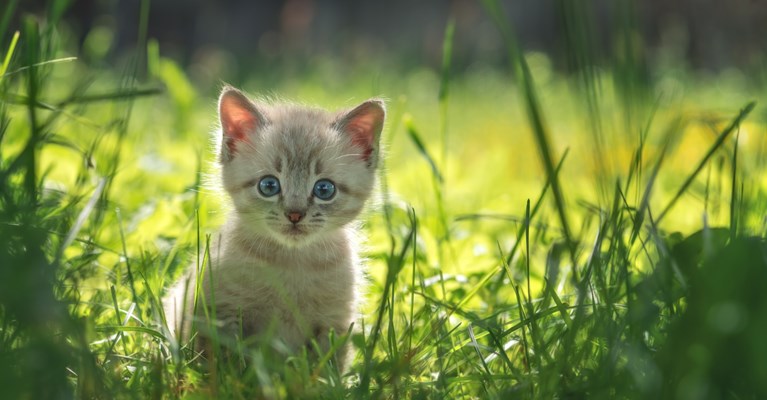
[12,0,767,87]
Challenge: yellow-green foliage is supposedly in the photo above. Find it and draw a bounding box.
[2,10,767,397]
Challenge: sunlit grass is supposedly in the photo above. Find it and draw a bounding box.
[2,2,767,399]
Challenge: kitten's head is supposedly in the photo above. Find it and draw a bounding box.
[217,86,384,247]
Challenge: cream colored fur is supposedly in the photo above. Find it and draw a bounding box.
[164,87,384,371]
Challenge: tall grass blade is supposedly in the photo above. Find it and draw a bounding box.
[730,130,740,240]
[0,0,18,45]
[508,149,568,266]
[629,118,681,244]
[1,56,76,77]
[439,18,455,165]
[358,207,416,395]
[0,30,19,77]
[482,0,579,277]
[21,17,41,199]
[57,177,106,259]
[657,102,755,223]
[554,0,610,195]
[404,115,444,183]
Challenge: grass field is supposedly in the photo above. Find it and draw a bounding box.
[2,1,767,399]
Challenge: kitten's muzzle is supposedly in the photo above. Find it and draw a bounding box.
[285,210,306,224]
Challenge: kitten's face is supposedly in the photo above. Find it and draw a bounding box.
[217,88,384,247]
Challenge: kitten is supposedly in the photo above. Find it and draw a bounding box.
[163,86,384,371]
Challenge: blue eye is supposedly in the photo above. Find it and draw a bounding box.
[313,179,336,200]
[258,175,281,197]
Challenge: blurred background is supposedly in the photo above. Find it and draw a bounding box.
[11,0,767,88]
[6,0,765,238]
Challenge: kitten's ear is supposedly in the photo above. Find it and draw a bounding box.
[219,87,265,162]
[335,99,385,166]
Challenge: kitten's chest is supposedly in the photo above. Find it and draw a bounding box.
[277,261,355,308]
[215,239,356,309]
[271,263,356,347]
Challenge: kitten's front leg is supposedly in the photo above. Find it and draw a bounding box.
[309,322,353,371]
[200,303,258,344]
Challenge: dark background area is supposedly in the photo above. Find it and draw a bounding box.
[12,0,767,76]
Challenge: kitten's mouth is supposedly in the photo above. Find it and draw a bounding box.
[282,225,309,238]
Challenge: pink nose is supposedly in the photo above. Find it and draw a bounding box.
[286,211,304,223]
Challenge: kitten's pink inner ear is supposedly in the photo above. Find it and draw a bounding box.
[341,101,385,161]
[220,91,260,155]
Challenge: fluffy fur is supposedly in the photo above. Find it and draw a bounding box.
[164,86,384,370]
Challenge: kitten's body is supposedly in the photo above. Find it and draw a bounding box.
[164,88,384,370]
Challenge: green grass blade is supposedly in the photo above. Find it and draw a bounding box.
[404,115,444,182]
[730,130,740,240]
[656,101,755,223]
[1,56,77,77]
[56,178,106,260]
[358,207,416,395]
[21,16,41,200]
[482,0,579,277]
[629,118,681,244]
[0,30,19,77]
[0,0,19,45]
[453,264,502,311]
[97,325,168,341]
[438,20,455,105]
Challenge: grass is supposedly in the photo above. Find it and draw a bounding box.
[2,1,767,399]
